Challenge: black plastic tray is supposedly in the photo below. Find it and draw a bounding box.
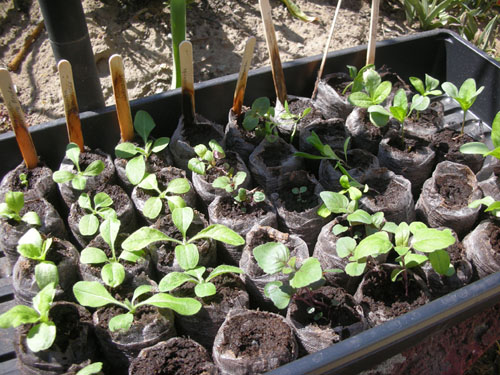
[1,29,500,374]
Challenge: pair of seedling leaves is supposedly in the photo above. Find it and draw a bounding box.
[188,139,266,206]
[0,191,41,226]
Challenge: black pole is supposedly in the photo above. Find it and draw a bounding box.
[38,0,105,112]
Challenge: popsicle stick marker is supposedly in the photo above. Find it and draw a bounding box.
[58,60,84,151]
[0,68,38,169]
[259,0,287,105]
[180,40,195,126]
[311,0,343,100]
[109,54,134,142]
[366,0,380,66]
[232,36,256,116]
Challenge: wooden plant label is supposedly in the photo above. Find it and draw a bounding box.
[58,60,84,151]
[180,40,195,126]
[366,0,380,66]
[259,0,287,105]
[232,36,256,115]
[0,68,38,168]
[109,54,134,142]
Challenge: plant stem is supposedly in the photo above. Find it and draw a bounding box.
[461,110,466,135]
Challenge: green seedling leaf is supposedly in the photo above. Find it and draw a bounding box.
[72,175,87,190]
[20,211,40,226]
[126,155,146,186]
[159,272,197,292]
[491,111,500,148]
[347,209,372,225]
[27,321,56,352]
[100,219,120,250]
[428,249,454,276]
[122,227,174,251]
[83,160,105,177]
[172,207,194,238]
[403,253,428,268]
[134,110,156,144]
[17,228,43,259]
[78,193,92,210]
[35,262,59,290]
[109,313,134,332]
[409,221,428,233]
[0,305,40,328]
[52,170,75,184]
[336,237,357,258]
[410,94,430,112]
[77,362,103,375]
[152,137,170,153]
[468,196,495,209]
[253,242,290,275]
[290,258,322,289]
[115,142,139,159]
[195,282,217,297]
[138,173,158,191]
[73,281,120,308]
[368,105,390,127]
[354,232,392,260]
[80,247,108,264]
[188,158,206,175]
[175,244,199,271]
[33,283,55,318]
[395,222,410,247]
[101,262,126,288]
[143,197,163,219]
[206,265,243,281]
[79,214,99,236]
[345,261,366,276]
[373,81,392,104]
[391,268,404,282]
[264,281,291,310]
[442,82,458,98]
[166,196,187,212]
[332,224,349,236]
[6,191,24,213]
[409,76,425,95]
[320,191,349,213]
[132,285,153,304]
[412,228,455,253]
[253,191,266,203]
[252,97,270,113]
[66,143,81,168]
[166,178,191,195]
[460,142,490,155]
[140,293,202,316]
[190,224,245,246]
[348,92,373,108]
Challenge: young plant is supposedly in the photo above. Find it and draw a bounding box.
[77,192,117,237]
[291,185,308,203]
[19,172,29,188]
[76,362,103,375]
[460,110,500,159]
[342,64,375,95]
[242,97,278,141]
[348,68,393,127]
[0,283,57,352]
[409,73,443,97]
[114,110,170,185]
[17,228,59,290]
[442,78,484,135]
[79,218,147,288]
[137,174,190,220]
[0,191,40,226]
[52,143,105,190]
[402,0,456,30]
[188,139,226,176]
[279,100,312,143]
[213,170,266,211]
[73,281,201,332]
[316,175,367,220]
[122,206,245,272]
[468,196,500,218]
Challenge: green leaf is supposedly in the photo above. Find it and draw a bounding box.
[17,228,43,256]
[233,171,247,188]
[188,158,206,175]
[410,76,425,95]
[71,175,87,190]
[152,137,170,153]
[195,282,217,297]
[33,283,55,318]
[132,285,153,304]
[428,249,453,276]
[186,266,206,280]
[372,81,392,104]
[52,170,75,184]
[459,142,490,156]
[190,224,244,246]
[403,253,428,268]
[410,94,430,112]
[134,110,156,144]
[409,221,428,233]
[73,281,120,308]
[159,272,197,292]
[115,142,139,159]
[101,262,126,288]
[118,249,143,263]
[290,258,322,289]
[253,242,290,274]
[391,268,404,282]
[368,105,390,127]
[382,221,399,233]
[442,82,458,98]
[126,155,146,186]
[83,160,105,177]
[354,232,392,259]
[138,173,159,191]
[468,196,495,209]
[0,305,39,328]
[122,227,174,251]
[175,244,199,271]
[253,191,266,203]
[172,207,194,238]
[348,91,373,108]
[166,196,187,211]
[79,214,99,236]
[140,293,202,315]
[395,222,410,247]
[412,228,456,253]
[336,237,356,258]
[390,106,407,123]
[20,211,40,226]
[252,97,271,113]
[35,262,59,290]
[26,321,56,352]
[100,218,120,250]
[80,247,109,264]
[65,143,81,168]
[486,147,500,159]
[76,362,103,375]
[332,224,349,236]
[491,111,500,149]
[347,209,372,225]
[109,313,134,332]
[264,281,291,310]
[166,178,191,195]
[345,261,366,276]
[280,0,317,22]
[143,197,163,219]
[392,89,408,109]
[320,191,349,213]
[206,265,243,281]
[78,193,93,211]
[6,191,24,213]
[364,69,381,96]
[213,176,231,191]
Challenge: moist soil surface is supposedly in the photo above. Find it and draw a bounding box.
[435,174,473,208]
[182,122,223,147]
[6,163,49,193]
[365,175,404,206]
[217,194,269,220]
[278,180,318,212]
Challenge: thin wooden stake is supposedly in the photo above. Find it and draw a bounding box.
[109,54,134,142]
[259,0,287,105]
[58,60,84,151]
[232,36,256,116]
[366,0,380,66]
[0,69,38,169]
[312,0,343,100]
[180,40,195,126]
[8,20,45,72]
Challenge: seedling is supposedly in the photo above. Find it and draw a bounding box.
[348,68,393,127]
[409,74,442,97]
[442,78,484,135]
[122,206,245,272]
[52,143,105,190]
[19,173,29,188]
[79,218,147,288]
[137,175,190,220]
[73,281,201,332]
[77,362,103,375]
[213,171,266,211]
[188,139,226,176]
[0,191,40,226]
[77,192,117,237]
[460,110,500,159]
[342,64,375,95]
[242,97,278,141]
[16,228,59,290]
[0,283,57,352]
[159,264,243,298]
[291,185,308,203]
[280,100,312,143]
[114,110,170,185]
[468,196,500,218]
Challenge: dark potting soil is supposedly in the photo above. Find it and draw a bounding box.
[129,338,213,375]
[220,313,296,358]
[7,164,49,193]
[205,151,239,184]
[357,109,383,141]
[286,98,324,123]
[182,122,223,147]
[487,226,500,255]
[341,148,377,171]
[247,228,291,250]
[324,72,352,97]
[10,198,48,227]
[216,195,269,221]
[96,304,159,332]
[79,149,107,170]
[361,267,428,316]
[431,129,476,163]
[407,101,443,128]
[289,286,360,332]
[365,175,404,206]
[49,303,91,352]
[278,181,319,212]
[435,174,473,207]
[387,133,428,153]
[261,142,292,167]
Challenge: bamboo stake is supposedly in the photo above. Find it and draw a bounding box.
[180,40,195,126]
[58,60,84,151]
[259,0,287,105]
[8,20,45,72]
[232,36,256,116]
[0,69,38,168]
[311,0,343,100]
[366,0,380,66]
[109,54,134,142]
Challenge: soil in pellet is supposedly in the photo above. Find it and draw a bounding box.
[435,174,472,208]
